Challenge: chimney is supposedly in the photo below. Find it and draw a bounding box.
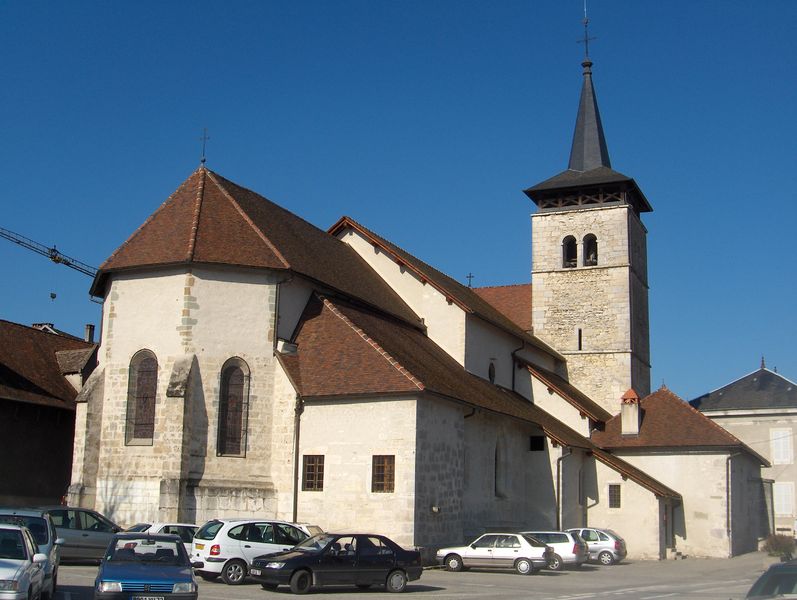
[620,388,641,436]
[84,324,95,343]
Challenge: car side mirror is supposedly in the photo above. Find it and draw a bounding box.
[33,553,48,564]
[470,544,476,549]
[54,538,65,546]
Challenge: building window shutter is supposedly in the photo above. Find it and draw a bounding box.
[771,429,793,465]
[774,482,794,516]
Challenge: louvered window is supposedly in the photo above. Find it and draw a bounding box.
[217,358,250,457]
[775,482,794,516]
[125,350,158,445]
[770,428,793,465]
[372,455,395,493]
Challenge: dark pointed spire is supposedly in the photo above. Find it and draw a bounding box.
[568,58,611,172]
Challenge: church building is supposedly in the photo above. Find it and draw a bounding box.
[68,52,767,560]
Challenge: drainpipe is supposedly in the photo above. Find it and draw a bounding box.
[292,396,305,523]
[726,451,741,557]
[556,447,572,529]
[510,342,525,392]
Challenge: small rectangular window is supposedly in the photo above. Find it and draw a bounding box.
[771,428,793,465]
[775,482,794,516]
[529,436,545,451]
[302,455,324,491]
[608,484,621,509]
[372,455,395,493]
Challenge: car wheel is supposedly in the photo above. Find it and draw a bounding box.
[598,550,615,566]
[221,559,247,585]
[385,570,407,593]
[444,554,463,572]
[199,572,219,582]
[261,583,279,591]
[515,558,533,575]
[548,553,563,571]
[290,569,312,594]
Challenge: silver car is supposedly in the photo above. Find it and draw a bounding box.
[521,530,588,570]
[436,533,553,575]
[40,507,121,561]
[0,509,63,599]
[566,527,627,565]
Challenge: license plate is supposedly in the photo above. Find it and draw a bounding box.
[194,543,204,550]
[131,596,164,600]
[250,568,261,576]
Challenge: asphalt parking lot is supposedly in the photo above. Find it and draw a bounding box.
[58,551,780,600]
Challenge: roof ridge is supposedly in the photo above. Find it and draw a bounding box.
[695,367,797,400]
[321,297,425,391]
[205,171,290,269]
[186,167,207,261]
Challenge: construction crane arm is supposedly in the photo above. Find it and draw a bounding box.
[0,226,98,278]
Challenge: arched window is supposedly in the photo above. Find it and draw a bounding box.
[217,357,250,457]
[126,350,158,445]
[583,234,598,266]
[562,236,577,268]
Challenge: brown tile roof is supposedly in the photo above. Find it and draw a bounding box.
[0,320,95,409]
[591,386,768,465]
[91,168,422,328]
[526,364,612,423]
[328,217,560,360]
[279,295,679,499]
[473,284,533,332]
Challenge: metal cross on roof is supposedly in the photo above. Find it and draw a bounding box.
[199,128,210,165]
[466,272,475,288]
[577,0,597,59]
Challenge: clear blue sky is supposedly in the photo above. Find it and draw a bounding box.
[1,1,794,401]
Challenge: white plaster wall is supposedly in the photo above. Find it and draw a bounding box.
[276,278,314,341]
[336,229,466,365]
[586,458,662,559]
[613,451,733,557]
[296,397,418,548]
[530,376,592,437]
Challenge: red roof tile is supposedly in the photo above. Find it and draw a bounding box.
[91,169,422,328]
[0,320,95,409]
[473,284,533,332]
[591,386,768,465]
[329,217,559,359]
[279,295,679,499]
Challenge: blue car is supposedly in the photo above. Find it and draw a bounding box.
[94,533,201,600]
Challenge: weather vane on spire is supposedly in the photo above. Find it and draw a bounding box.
[578,0,597,60]
[199,128,210,165]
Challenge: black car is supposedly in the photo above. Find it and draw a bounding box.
[249,533,422,594]
[746,561,797,598]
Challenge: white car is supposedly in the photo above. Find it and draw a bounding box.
[191,519,322,584]
[521,530,588,570]
[124,522,198,555]
[0,525,48,600]
[436,533,553,575]
[0,509,63,600]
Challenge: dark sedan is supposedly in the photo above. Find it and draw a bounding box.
[249,533,422,594]
[93,533,201,600]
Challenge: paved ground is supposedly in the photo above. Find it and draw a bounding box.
[58,551,780,599]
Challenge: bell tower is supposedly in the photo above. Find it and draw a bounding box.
[525,55,652,413]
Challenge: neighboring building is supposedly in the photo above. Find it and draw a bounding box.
[692,362,797,537]
[65,51,767,559]
[0,320,96,505]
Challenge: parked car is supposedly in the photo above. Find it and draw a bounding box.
[93,533,200,600]
[566,527,627,565]
[124,523,197,555]
[40,507,121,562]
[191,518,322,585]
[0,509,63,599]
[746,561,797,598]
[521,530,588,571]
[0,524,48,600]
[436,533,553,575]
[250,532,422,594]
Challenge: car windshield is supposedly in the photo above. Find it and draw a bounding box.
[195,521,223,541]
[108,538,187,566]
[0,529,26,560]
[293,533,337,552]
[748,569,797,597]
[0,515,48,545]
